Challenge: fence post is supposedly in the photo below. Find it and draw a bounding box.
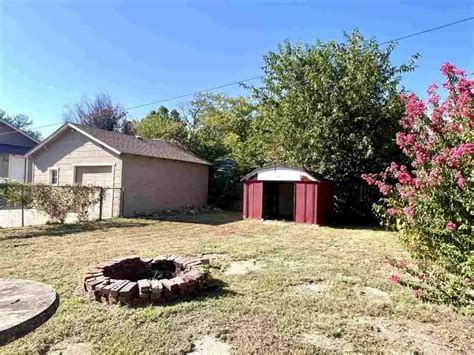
[98,187,104,221]
[120,189,125,217]
[21,184,25,227]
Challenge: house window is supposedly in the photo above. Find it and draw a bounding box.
[48,168,59,185]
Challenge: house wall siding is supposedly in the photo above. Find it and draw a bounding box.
[121,155,209,216]
[29,128,122,216]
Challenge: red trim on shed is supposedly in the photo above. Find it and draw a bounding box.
[243,181,263,219]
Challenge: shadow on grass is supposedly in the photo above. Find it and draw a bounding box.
[327,223,384,232]
[128,278,239,309]
[149,211,242,226]
[0,220,150,241]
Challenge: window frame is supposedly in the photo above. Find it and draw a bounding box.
[48,167,59,186]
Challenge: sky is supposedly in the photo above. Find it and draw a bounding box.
[0,0,473,138]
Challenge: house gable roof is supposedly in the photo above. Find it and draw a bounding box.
[26,123,211,166]
[0,119,40,145]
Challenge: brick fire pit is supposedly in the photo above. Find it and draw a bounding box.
[83,255,209,305]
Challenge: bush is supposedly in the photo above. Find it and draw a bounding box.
[0,179,33,207]
[208,158,242,209]
[30,185,101,223]
[0,181,101,224]
[331,182,380,225]
[363,63,473,308]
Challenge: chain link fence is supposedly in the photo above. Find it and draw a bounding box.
[0,183,122,228]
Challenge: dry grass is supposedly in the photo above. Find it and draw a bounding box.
[0,212,472,354]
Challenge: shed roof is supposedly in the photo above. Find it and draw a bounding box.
[26,123,211,165]
[242,166,322,182]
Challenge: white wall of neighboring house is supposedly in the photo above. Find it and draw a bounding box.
[0,154,9,178]
[0,154,27,182]
[8,154,26,182]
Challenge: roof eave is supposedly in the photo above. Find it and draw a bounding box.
[25,123,122,157]
[121,152,211,166]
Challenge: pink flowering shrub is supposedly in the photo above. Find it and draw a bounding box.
[363,63,473,307]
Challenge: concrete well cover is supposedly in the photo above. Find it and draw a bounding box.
[0,279,59,345]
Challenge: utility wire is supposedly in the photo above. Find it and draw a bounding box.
[125,75,264,110]
[379,16,474,45]
[1,16,473,138]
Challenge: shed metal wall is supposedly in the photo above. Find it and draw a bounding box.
[294,181,334,224]
[243,179,333,225]
[294,182,317,224]
[243,181,263,219]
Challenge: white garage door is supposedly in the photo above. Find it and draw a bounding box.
[75,165,114,218]
[75,165,113,187]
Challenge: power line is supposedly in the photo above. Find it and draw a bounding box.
[125,75,264,110]
[1,16,472,139]
[379,16,474,45]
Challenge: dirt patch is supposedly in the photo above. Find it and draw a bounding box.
[359,317,465,353]
[226,314,289,353]
[360,287,390,303]
[200,253,229,269]
[223,260,262,275]
[292,282,328,295]
[48,341,92,355]
[189,335,230,355]
[301,331,353,352]
[200,253,228,260]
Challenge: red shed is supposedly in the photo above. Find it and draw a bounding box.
[242,166,334,225]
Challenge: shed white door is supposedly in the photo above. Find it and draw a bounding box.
[75,166,114,218]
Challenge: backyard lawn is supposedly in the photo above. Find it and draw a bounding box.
[0,212,472,354]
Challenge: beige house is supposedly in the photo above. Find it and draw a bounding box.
[26,123,210,217]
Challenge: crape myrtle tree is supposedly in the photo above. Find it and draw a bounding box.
[363,64,473,307]
[63,92,128,132]
[248,30,419,221]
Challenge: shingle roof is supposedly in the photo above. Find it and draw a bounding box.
[70,124,210,165]
[0,119,40,144]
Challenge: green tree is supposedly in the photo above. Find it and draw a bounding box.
[136,105,187,143]
[178,93,256,207]
[0,109,41,140]
[250,30,418,182]
[120,119,138,135]
[186,93,256,170]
